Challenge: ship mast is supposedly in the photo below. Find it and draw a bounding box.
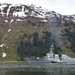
[44,43,55,59]
[49,43,55,58]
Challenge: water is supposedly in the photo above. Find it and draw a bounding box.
[0,62,75,75]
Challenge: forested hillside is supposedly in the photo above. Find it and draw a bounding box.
[0,3,75,61]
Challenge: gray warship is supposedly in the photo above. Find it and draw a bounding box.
[27,44,75,63]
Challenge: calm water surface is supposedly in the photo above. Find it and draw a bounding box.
[0,62,75,75]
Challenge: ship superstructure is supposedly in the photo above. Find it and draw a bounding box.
[27,43,75,63]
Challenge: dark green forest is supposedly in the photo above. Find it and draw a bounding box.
[17,31,60,60]
[64,28,75,52]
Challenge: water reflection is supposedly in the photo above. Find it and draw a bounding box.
[0,63,75,75]
[6,71,49,75]
[0,68,75,75]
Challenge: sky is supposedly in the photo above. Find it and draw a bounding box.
[0,0,75,15]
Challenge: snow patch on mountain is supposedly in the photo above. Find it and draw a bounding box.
[0,3,75,24]
[5,20,8,23]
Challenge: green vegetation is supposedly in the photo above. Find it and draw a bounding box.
[0,17,75,61]
[17,31,55,60]
[64,28,75,52]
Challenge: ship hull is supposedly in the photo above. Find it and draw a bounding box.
[27,58,54,63]
[26,58,66,63]
[27,58,75,64]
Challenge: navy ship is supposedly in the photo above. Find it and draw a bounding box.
[27,44,75,63]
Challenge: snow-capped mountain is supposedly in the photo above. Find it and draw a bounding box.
[0,3,75,25]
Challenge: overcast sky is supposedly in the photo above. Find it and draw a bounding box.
[0,0,75,15]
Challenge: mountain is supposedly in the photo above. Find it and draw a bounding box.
[0,3,75,61]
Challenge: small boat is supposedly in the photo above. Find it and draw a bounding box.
[27,44,75,64]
